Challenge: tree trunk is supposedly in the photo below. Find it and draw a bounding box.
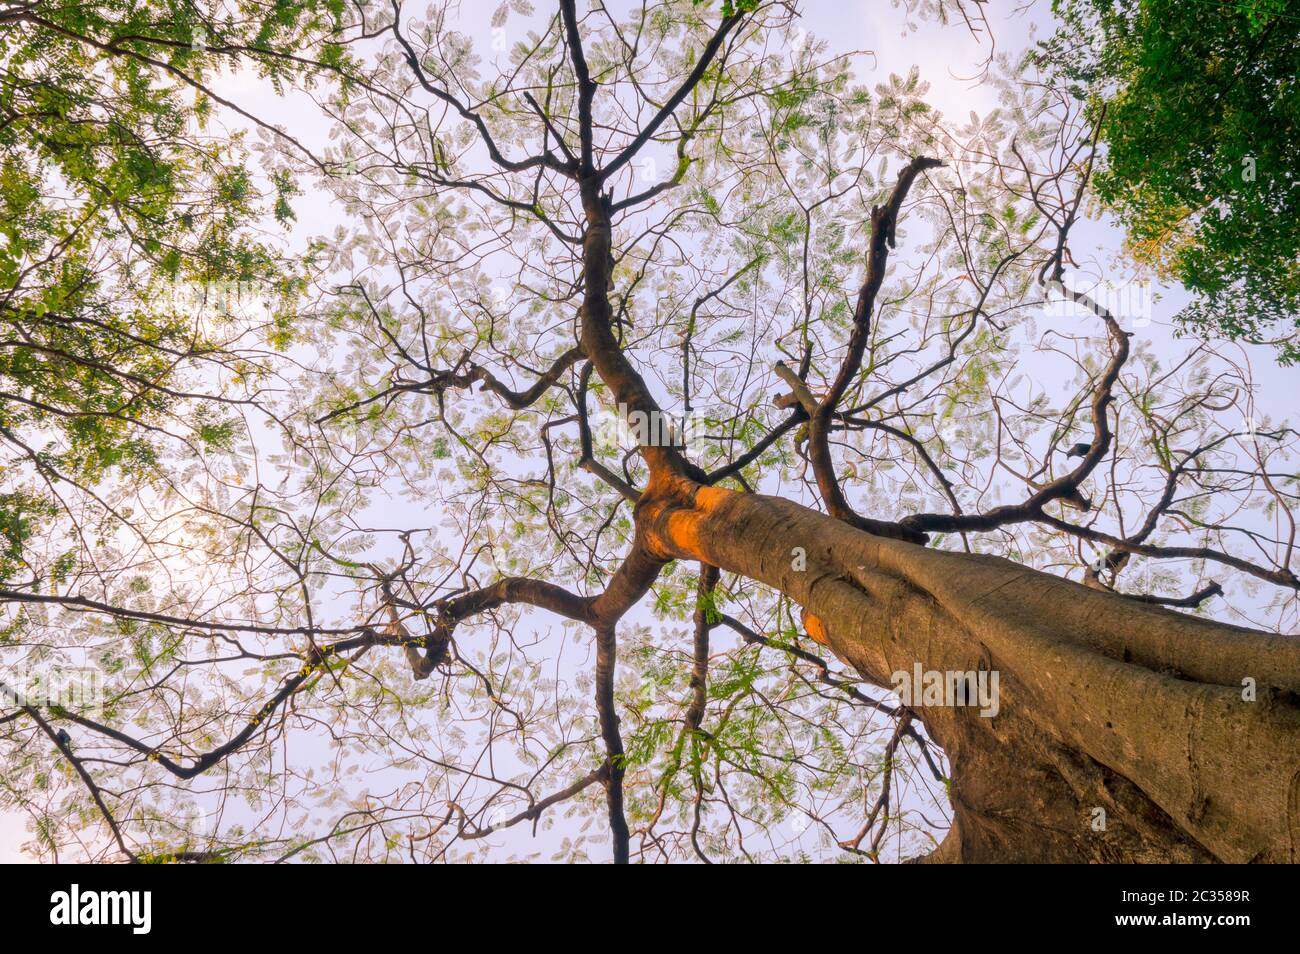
[641,478,1300,863]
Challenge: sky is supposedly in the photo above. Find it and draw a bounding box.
[2,0,1293,863]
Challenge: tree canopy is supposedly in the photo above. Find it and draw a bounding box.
[0,0,1296,864]
[0,0,344,582]
[1042,0,1300,363]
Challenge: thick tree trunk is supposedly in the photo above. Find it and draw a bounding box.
[640,478,1300,862]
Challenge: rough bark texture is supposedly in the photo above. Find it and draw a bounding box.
[641,477,1300,863]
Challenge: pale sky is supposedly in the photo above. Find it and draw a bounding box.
[2,0,1291,863]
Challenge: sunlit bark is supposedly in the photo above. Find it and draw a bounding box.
[642,478,1300,862]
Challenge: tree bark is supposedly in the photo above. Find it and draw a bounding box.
[640,477,1300,863]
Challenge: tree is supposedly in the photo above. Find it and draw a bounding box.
[0,0,345,580]
[1041,0,1300,364]
[1,0,1297,863]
